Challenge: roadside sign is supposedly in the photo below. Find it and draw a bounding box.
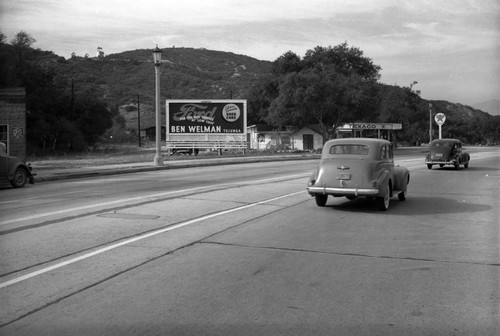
[352,123,402,130]
[434,113,446,139]
[435,113,446,126]
[166,99,247,150]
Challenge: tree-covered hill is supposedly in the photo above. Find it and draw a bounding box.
[67,47,272,104]
[55,47,273,131]
[1,32,499,154]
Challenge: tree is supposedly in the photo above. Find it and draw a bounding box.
[247,76,279,125]
[265,42,381,141]
[375,85,424,144]
[302,43,381,82]
[10,31,36,48]
[272,51,302,75]
[74,92,113,145]
[0,31,114,153]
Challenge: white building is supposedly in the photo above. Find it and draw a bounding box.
[247,124,323,151]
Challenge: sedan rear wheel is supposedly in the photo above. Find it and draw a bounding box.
[11,167,27,188]
[398,176,409,201]
[377,185,390,211]
[315,195,328,207]
[398,190,406,201]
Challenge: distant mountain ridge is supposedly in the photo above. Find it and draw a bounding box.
[472,99,500,116]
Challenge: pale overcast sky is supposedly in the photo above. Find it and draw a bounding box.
[1,0,499,106]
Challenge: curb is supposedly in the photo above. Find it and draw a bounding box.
[34,155,320,183]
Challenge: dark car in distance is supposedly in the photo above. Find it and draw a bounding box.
[425,138,470,170]
[0,142,34,188]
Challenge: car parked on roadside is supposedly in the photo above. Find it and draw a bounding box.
[0,142,34,188]
[307,138,410,211]
[425,138,470,170]
[169,148,199,156]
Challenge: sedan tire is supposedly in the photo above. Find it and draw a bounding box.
[315,195,328,207]
[11,167,27,188]
[377,185,390,211]
[398,190,406,201]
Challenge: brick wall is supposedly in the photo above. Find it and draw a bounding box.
[0,87,26,161]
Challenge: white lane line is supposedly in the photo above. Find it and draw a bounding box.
[0,190,305,289]
[0,173,309,226]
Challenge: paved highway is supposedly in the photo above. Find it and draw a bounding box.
[0,149,499,335]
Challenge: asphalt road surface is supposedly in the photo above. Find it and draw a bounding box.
[0,149,499,335]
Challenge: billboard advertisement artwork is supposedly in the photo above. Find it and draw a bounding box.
[166,100,247,149]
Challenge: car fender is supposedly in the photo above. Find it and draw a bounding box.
[376,169,392,197]
[308,159,337,187]
[393,166,410,192]
[8,162,33,180]
[308,167,321,185]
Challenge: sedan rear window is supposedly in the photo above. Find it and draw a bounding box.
[329,144,369,155]
[431,141,452,147]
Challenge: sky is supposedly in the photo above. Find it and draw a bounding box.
[1,0,499,107]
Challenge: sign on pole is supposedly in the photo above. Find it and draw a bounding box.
[352,123,402,130]
[434,113,446,139]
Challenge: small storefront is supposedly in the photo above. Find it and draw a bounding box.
[247,124,323,151]
[0,88,27,160]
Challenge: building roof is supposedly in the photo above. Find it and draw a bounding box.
[248,124,324,135]
[247,124,276,132]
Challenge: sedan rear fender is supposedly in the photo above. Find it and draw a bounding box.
[373,168,392,197]
[8,162,33,179]
[393,166,409,192]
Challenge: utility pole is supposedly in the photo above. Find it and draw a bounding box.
[137,94,141,147]
[429,102,433,143]
[153,46,163,166]
[70,78,74,121]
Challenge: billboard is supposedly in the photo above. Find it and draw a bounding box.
[166,100,247,149]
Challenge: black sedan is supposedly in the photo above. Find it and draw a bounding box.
[425,138,470,170]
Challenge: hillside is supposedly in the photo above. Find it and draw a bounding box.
[1,43,499,146]
[57,48,497,135]
[473,99,500,116]
[58,48,273,129]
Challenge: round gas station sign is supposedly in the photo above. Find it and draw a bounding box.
[435,113,446,126]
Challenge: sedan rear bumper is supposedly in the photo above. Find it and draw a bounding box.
[425,160,456,165]
[307,186,379,197]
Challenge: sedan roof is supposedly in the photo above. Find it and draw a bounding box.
[324,138,391,146]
